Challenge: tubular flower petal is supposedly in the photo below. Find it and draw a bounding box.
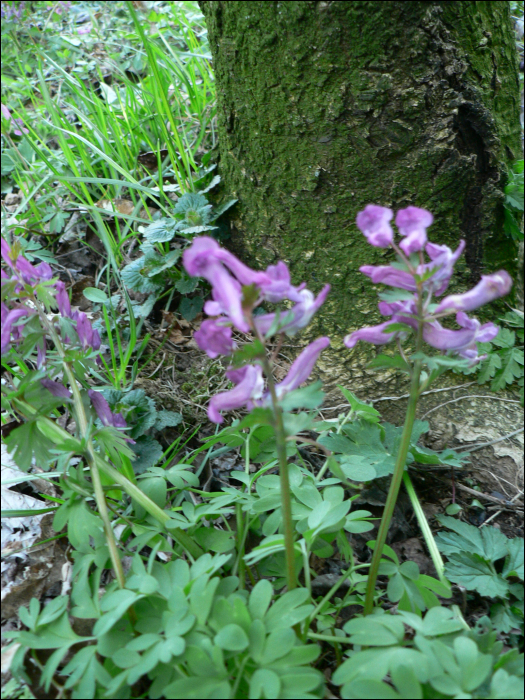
[194,319,236,358]
[360,265,417,291]
[356,205,394,248]
[423,313,500,363]
[55,281,71,318]
[254,285,330,337]
[41,378,72,399]
[259,261,305,303]
[1,307,30,354]
[88,390,128,430]
[395,206,433,255]
[344,320,407,349]
[15,256,40,284]
[34,262,54,281]
[75,312,101,350]
[183,238,249,331]
[435,271,513,314]
[421,240,466,295]
[208,365,264,424]
[1,238,16,270]
[273,337,330,398]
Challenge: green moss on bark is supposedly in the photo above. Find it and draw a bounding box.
[200,1,521,398]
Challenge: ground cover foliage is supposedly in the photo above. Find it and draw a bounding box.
[1,2,524,699]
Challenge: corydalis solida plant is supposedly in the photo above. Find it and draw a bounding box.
[184,236,331,588]
[347,204,512,614]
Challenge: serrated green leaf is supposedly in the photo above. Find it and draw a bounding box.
[178,296,203,321]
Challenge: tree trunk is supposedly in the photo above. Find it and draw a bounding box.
[199,0,521,398]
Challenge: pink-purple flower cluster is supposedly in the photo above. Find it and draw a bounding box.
[183,237,330,423]
[1,239,127,433]
[345,205,512,362]
[1,239,101,356]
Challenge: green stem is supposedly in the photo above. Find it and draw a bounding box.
[403,471,448,585]
[260,352,297,590]
[236,502,246,589]
[34,299,127,590]
[363,358,422,615]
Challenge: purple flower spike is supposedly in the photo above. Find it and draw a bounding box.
[194,319,236,358]
[356,205,394,248]
[254,285,331,337]
[344,320,407,349]
[208,365,264,424]
[34,262,54,281]
[41,378,72,399]
[435,271,513,314]
[395,206,433,255]
[55,281,71,318]
[273,337,330,399]
[360,265,417,291]
[88,389,128,430]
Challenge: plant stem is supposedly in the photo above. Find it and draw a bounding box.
[402,471,448,585]
[260,352,297,590]
[363,358,422,615]
[34,299,127,590]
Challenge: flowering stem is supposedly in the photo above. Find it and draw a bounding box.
[363,357,422,614]
[34,300,127,590]
[260,351,297,590]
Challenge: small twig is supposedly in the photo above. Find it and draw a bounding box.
[455,482,519,507]
[422,394,521,419]
[454,428,524,453]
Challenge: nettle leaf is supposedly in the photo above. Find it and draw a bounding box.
[131,436,164,475]
[503,538,525,580]
[179,296,204,321]
[143,218,179,243]
[121,256,164,293]
[175,274,199,294]
[154,410,183,431]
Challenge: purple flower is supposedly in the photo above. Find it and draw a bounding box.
[194,319,236,358]
[395,207,433,255]
[16,256,40,284]
[377,298,419,329]
[434,271,513,314]
[41,378,72,399]
[1,103,28,135]
[55,281,71,317]
[421,240,466,295]
[356,205,394,248]
[37,338,46,369]
[254,285,330,337]
[423,312,499,363]
[273,337,330,399]
[34,262,54,281]
[344,320,408,349]
[208,364,264,424]
[75,311,101,350]
[1,306,29,354]
[1,238,16,270]
[259,261,305,303]
[183,237,249,331]
[88,390,128,429]
[360,265,417,291]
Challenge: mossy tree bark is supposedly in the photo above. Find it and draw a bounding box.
[199,0,521,398]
